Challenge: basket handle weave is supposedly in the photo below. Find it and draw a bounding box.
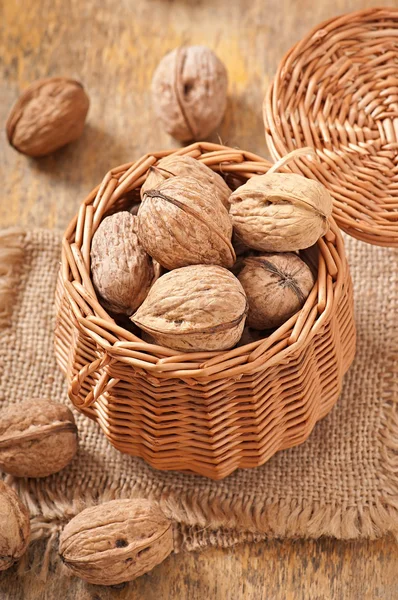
[69,353,120,409]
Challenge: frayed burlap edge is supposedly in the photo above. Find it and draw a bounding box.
[0,229,397,580]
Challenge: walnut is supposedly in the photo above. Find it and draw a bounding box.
[132,265,248,352]
[91,212,159,316]
[0,481,30,571]
[6,77,89,157]
[151,45,228,141]
[141,155,231,208]
[238,253,315,330]
[59,499,173,585]
[229,173,333,251]
[0,399,78,478]
[138,176,235,270]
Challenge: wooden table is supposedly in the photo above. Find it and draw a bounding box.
[1,0,397,598]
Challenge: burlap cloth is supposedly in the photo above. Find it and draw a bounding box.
[0,228,397,561]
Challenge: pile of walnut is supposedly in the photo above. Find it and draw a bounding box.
[0,399,174,586]
[91,155,333,353]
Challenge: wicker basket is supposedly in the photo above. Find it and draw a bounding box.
[264,7,398,247]
[55,142,356,480]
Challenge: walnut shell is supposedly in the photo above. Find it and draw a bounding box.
[238,253,315,330]
[6,77,89,157]
[152,45,228,141]
[0,481,30,571]
[132,265,248,352]
[91,212,158,316]
[59,499,173,585]
[138,176,235,270]
[141,154,231,210]
[229,173,333,251]
[141,155,231,208]
[0,399,78,478]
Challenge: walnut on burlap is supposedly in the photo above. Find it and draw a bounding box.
[0,228,397,568]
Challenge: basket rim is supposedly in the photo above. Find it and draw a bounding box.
[60,141,349,385]
[263,6,398,248]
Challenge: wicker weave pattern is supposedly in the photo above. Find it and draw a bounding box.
[264,7,398,247]
[55,142,356,479]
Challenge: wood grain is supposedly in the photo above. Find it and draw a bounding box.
[1,538,398,600]
[1,0,398,598]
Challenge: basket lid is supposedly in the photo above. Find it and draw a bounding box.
[263,7,398,247]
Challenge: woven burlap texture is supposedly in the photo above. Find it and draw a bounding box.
[0,228,397,556]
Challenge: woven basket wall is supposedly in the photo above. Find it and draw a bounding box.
[55,142,356,480]
[264,7,398,248]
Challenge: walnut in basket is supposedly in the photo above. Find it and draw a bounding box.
[238,253,315,330]
[91,212,159,315]
[141,154,231,208]
[151,45,228,141]
[138,176,235,270]
[229,173,333,251]
[132,265,248,352]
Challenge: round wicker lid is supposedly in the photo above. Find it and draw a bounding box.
[264,7,398,247]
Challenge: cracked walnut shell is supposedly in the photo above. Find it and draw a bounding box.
[6,77,89,157]
[0,399,78,478]
[0,481,30,571]
[91,212,159,316]
[151,45,228,141]
[138,176,235,270]
[238,253,315,330]
[59,499,173,585]
[229,173,333,251]
[132,265,248,352]
[141,154,231,208]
